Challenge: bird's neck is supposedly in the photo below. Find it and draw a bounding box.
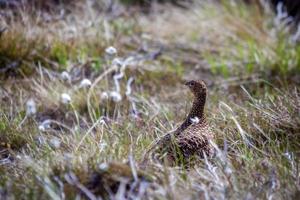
[176,93,206,134]
[188,94,206,119]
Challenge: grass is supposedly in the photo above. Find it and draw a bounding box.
[0,0,299,199]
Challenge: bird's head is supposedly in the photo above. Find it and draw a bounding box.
[184,80,207,97]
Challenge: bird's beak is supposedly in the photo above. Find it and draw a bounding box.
[183,80,189,86]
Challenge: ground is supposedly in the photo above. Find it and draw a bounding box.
[0,0,299,199]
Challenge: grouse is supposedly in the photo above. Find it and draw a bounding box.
[143,80,215,166]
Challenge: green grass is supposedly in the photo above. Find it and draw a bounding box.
[0,0,299,199]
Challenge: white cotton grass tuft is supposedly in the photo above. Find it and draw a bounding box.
[38,120,51,132]
[26,98,37,116]
[38,125,46,132]
[61,93,71,104]
[190,116,200,124]
[79,78,92,88]
[105,46,117,56]
[100,92,109,100]
[60,71,71,82]
[109,91,122,102]
[99,162,109,170]
[100,91,122,102]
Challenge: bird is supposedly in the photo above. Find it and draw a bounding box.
[142,80,215,166]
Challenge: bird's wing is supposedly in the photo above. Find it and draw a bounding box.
[175,121,214,157]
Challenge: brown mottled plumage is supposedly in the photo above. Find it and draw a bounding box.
[143,80,215,166]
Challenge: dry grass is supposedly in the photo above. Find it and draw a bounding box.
[0,0,299,199]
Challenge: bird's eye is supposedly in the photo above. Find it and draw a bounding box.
[189,82,194,86]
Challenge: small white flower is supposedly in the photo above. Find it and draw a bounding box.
[190,116,200,124]
[49,137,61,149]
[100,92,109,100]
[60,71,71,82]
[105,46,117,56]
[61,93,71,104]
[112,57,123,67]
[79,78,92,88]
[38,125,46,132]
[109,91,122,102]
[26,98,37,116]
[101,91,122,102]
[38,120,51,132]
[99,162,109,170]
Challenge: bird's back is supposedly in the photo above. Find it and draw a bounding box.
[148,117,214,165]
[176,118,214,159]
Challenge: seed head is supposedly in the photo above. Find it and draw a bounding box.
[100,92,109,100]
[109,91,122,102]
[26,99,37,116]
[38,120,51,132]
[79,78,92,88]
[105,46,117,56]
[99,162,109,170]
[61,93,71,104]
[60,71,71,82]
